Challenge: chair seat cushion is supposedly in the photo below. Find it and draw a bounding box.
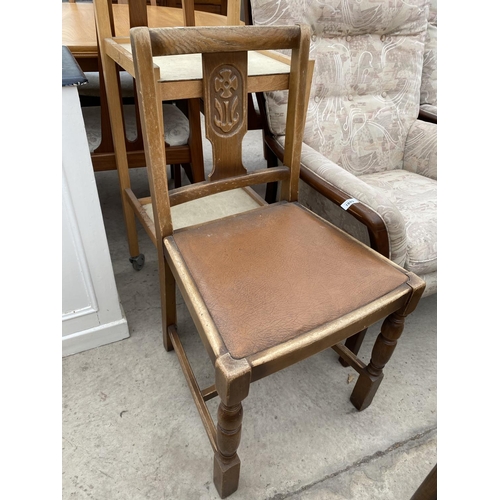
[82,103,190,153]
[172,202,409,360]
[143,188,263,231]
[360,170,437,275]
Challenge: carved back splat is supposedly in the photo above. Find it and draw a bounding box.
[203,52,248,181]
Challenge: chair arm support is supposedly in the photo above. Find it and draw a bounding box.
[403,119,437,180]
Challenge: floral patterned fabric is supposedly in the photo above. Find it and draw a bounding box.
[254,0,437,292]
[360,169,437,275]
[403,119,437,180]
[253,0,429,175]
[82,103,190,153]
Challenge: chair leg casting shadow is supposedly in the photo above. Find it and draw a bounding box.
[130,24,426,498]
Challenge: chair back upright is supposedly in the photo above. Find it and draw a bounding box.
[130,25,311,239]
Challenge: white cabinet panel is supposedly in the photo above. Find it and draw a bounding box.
[62,74,129,356]
[62,169,98,326]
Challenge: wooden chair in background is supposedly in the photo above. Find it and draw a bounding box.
[131,23,426,497]
[164,0,228,15]
[80,0,203,181]
[93,0,242,270]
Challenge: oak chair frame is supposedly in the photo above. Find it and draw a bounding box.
[93,0,242,270]
[94,0,211,269]
[131,24,426,498]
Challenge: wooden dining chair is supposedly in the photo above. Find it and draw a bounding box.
[93,0,243,270]
[94,0,207,270]
[130,23,426,497]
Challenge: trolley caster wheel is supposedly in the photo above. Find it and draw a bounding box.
[129,254,145,271]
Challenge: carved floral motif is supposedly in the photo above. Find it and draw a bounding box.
[213,66,242,134]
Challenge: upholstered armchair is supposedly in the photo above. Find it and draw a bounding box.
[250,0,437,299]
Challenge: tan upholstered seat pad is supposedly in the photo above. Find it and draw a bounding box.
[172,203,408,359]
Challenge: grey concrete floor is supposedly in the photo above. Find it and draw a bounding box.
[62,127,437,499]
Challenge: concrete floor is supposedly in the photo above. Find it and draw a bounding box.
[62,127,437,499]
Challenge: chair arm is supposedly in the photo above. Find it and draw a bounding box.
[267,136,408,266]
[403,119,437,180]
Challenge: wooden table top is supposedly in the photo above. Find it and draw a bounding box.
[62,2,235,58]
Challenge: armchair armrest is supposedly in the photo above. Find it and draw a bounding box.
[266,135,408,267]
[403,119,437,180]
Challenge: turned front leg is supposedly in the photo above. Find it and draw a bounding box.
[213,354,251,498]
[351,312,405,411]
[214,402,244,498]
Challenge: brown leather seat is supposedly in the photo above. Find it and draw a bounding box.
[174,202,408,359]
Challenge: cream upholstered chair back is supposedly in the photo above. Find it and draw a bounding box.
[251,0,430,177]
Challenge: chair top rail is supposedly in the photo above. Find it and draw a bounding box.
[142,25,306,57]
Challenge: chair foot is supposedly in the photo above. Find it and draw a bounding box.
[213,453,241,499]
[349,312,405,411]
[350,371,384,411]
[338,328,367,367]
[129,253,145,271]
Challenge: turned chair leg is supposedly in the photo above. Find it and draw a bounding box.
[338,328,367,367]
[213,355,251,498]
[214,402,244,498]
[350,311,406,411]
